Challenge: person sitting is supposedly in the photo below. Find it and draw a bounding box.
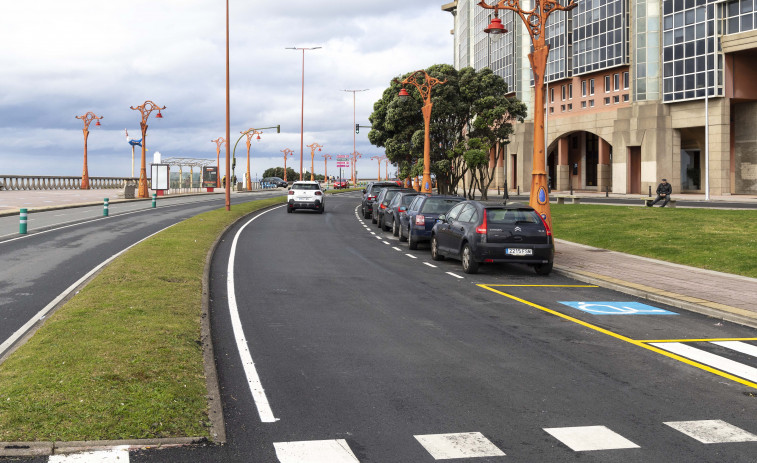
[649,178,672,207]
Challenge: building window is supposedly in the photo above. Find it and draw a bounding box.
[614,73,620,91]
[589,100,595,107]
[623,94,630,102]
[550,107,554,114]
[569,84,573,99]
[561,104,566,112]
[550,87,554,103]
[567,103,573,111]
[613,95,620,104]
[582,80,587,97]
[623,72,629,89]
[604,97,611,105]
[581,101,587,108]
[605,76,611,93]
[590,79,595,95]
[561,85,566,101]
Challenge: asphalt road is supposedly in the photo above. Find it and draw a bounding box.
[124,192,757,463]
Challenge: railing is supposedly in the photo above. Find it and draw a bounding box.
[0,175,138,191]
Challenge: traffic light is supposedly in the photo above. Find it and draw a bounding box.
[355,123,360,134]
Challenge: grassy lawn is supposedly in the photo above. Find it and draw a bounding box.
[0,196,285,442]
[551,204,757,278]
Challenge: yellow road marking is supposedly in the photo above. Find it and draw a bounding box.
[638,338,757,343]
[479,284,757,390]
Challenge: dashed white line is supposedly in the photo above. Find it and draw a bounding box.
[446,272,464,279]
[392,247,402,252]
[406,254,417,259]
[382,241,390,245]
[424,263,437,268]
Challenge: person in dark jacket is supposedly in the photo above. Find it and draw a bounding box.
[649,178,672,207]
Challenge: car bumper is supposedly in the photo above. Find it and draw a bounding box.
[473,243,554,264]
[289,199,322,209]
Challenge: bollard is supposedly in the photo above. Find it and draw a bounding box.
[103,198,109,217]
[648,185,652,197]
[152,193,157,208]
[19,208,27,235]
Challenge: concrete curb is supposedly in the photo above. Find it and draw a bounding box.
[1,437,208,458]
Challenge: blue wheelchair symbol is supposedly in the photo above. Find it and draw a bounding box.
[559,301,678,315]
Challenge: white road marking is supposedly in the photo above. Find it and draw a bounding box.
[376,236,382,240]
[382,241,390,245]
[48,445,130,462]
[370,232,376,235]
[711,341,757,358]
[414,432,505,459]
[424,263,438,268]
[446,272,463,279]
[274,440,359,463]
[227,207,282,423]
[650,342,757,382]
[543,426,640,451]
[664,420,757,444]
[0,223,178,360]
[392,247,402,251]
[406,254,417,259]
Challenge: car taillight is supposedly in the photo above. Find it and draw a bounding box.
[538,213,553,237]
[476,211,488,234]
[399,206,406,212]
[415,215,425,226]
[368,195,376,201]
[380,203,387,209]
[315,191,322,196]
[288,190,294,195]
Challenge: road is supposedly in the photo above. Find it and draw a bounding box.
[119,192,757,462]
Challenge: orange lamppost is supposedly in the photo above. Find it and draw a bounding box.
[130,101,165,198]
[397,71,446,194]
[351,151,361,185]
[322,154,332,184]
[75,112,103,190]
[287,46,322,180]
[281,148,294,182]
[371,155,385,181]
[212,137,226,188]
[242,129,262,191]
[384,158,390,181]
[306,142,323,181]
[478,0,576,228]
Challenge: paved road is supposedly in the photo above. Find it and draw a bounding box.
[114,193,757,462]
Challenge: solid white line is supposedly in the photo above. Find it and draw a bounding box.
[405,254,417,259]
[227,206,282,423]
[0,223,178,359]
[446,272,464,279]
[711,341,757,358]
[424,263,438,268]
[651,342,757,382]
[49,445,130,462]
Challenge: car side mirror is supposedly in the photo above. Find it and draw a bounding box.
[362,189,366,194]
[437,214,446,223]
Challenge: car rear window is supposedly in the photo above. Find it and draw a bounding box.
[421,198,463,214]
[486,208,541,224]
[401,194,419,205]
[292,183,319,190]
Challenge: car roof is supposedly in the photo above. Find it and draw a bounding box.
[478,200,535,211]
[291,181,319,185]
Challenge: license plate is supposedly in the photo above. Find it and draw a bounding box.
[506,248,533,256]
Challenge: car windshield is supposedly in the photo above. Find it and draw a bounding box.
[292,184,319,190]
[421,198,463,214]
[486,208,541,224]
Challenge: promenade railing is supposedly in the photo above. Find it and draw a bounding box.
[0,175,138,191]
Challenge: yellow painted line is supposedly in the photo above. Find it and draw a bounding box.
[638,338,757,344]
[479,284,757,390]
[484,284,598,288]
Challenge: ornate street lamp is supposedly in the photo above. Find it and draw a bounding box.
[211,137,226,188]
[242,129,262,191]
[75,112,103,190]
[306,142,323,181]
[130,101,165,198]
[351,151,362,185]
[281,148,294,182]
[322,153,332,184]
[397,70,446,194]
[478,0,577,228]
[371,155,385,181]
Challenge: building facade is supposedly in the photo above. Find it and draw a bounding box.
[443,0,757,196]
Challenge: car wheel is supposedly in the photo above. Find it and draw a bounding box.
[372,213,377,224]
[534,262,553,275]
[287,205,293,213]
[392,219,399,236]
[461,244,479,274]
[408,232,418,250]
[363,207,370,220]
[319,204,324,214]
[399,224,408,242]
[430,235,444,261]
[382,217,391,232]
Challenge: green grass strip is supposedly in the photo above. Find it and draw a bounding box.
[0,196,284,442]
[551,204,757,278]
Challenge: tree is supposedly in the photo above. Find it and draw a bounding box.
[262,167,297,180]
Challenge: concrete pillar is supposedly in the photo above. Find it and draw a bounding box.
[556,137,570,191]
[598,137,612,193]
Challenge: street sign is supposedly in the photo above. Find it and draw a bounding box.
[336,155,350,161]
[336,161,350,168]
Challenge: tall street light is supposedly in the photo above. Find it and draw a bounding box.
[211,138,226,188]
[343,89,369,179]
[351,151,362,185]
[281,148,294,182]
[322,153,332,183]
[75,111,103,190]
[398,70,446,194]
[287,46,322,180]
[130,100,165,198]
[478,0,576,228]
[306,142,323,181]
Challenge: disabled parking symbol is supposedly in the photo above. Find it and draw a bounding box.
[559,301,678,315]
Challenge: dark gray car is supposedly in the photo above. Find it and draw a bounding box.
[361,181,399,219]
[383,192,424,234]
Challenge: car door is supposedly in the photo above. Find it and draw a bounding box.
[436,202,467,254]
[448,204,477,256]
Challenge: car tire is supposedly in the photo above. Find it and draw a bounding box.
[430,235,444,261]
[408,233,419,250]
[363,207,370,220]
[372,213,377,224]
[319,204,324,214]
[287,205,293,213]
[399,225,408,242]
[382,217,391,232]
[461,244,479,274]
[392,219,399,236]
[534,262,553,275]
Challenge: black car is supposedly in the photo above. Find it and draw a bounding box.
[430,201,554,275]
[361,181,398,219]
[262,176,288,188]
[383,191,424,235]
[371,187,413,226]
[400,195,465,249]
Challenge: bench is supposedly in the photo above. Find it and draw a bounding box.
[553,195,581,204]
[642,196,676,208]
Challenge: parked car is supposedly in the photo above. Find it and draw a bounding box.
[400,195,465,250]
[333,179,349,189]
[430,201,554,275]
[287,181,325,213]
[383,191,424,235]
[262,176,288,188]
[361,181,400,219]
[371,187,413,227]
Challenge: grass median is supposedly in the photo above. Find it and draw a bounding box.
[551,204,757,278]
[0,196,285,442]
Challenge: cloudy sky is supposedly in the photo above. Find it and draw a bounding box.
[0,1,453,181]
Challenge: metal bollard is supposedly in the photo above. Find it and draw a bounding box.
[103,198,109,217]
[152,193,157,208]
[19,208,27,234]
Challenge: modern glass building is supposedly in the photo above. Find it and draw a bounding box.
[443,0,757,196]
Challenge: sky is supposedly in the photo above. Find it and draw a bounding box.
[0,1,454,181]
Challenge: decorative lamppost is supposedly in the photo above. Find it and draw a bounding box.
[384,157,390,181]
[306,142,323,181]
[478,0,577,228]
[211,137,226,188]
[287,46,322,180]
[130,101,165,198]
[397,70,446,194]
[242,129,262,191]
[351,151,362,185]
[281,148,294,182]
[371,155,385,181]
[322,153,332,184]
[75,112,103,190]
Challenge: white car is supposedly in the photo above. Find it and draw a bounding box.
[287,181,325,213]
